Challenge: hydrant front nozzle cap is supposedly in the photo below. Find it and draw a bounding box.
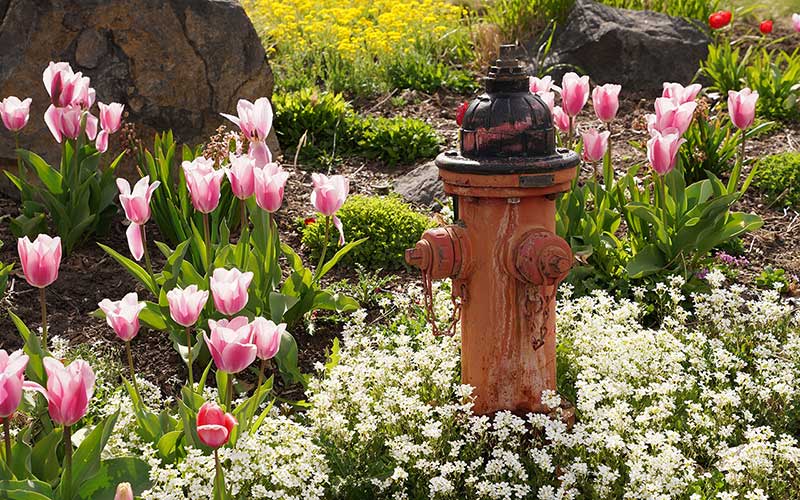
[405,240,432,270]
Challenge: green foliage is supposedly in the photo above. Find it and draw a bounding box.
[302,195,435,270]
[386,53,478,94]
[701,44,800,122]
[333,264,397,309]
[273,89,441,167]
[7,135,122,254]
[745,48,800,122]
[755,266,791,293]
[596,0,719,19]
[752,151,800,207]
[484,0,571,42]
[133,131,241,268]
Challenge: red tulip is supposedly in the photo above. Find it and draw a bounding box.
[196,401,237,448]
[709,10,732,30]
[759,20,773,34]
[455,101,468,126]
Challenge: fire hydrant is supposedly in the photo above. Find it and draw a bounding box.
[405,45,580,416]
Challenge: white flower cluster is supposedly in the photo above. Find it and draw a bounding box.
[84,277,800,499]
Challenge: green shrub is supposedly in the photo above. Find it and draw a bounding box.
[386,53,477,94]
[274,89,442,166]
[746,48,800,122]
[753,151,800,207]
[355,116,442,166]
[302,195,436,270]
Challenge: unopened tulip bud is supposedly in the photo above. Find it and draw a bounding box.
[114,483,134,500]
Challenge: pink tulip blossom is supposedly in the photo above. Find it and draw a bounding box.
[44,105,82,143]
[311,173,349,245]
[196,401,237,448]
[85,112,99,141]
[581,128,610,163]
[646,97,697,136]
[0,350,43,419]
[552,106,570,133]
[728,88,759,130]
[182,157,225,213]
[210,267,254,316]
[560,72,590,117]
[204,316,257,374]
[536,91,555,113]
[18,234,61,288]
[126,223,144,261]
[0,96,32,132]
[251,317,284,360]
[114,483,134,500]
[96,130,109,153]
[792,13,799,32]
[226,154,256,200]
[662,83,702,105]
[117,176,160,225]
[99,102,124,134]
[41,61,94,110]
[591,84,621,122]
[220,97,273,166]
[253,163,290,212]
[167,285,209,327]
[42,357,95,426]
[529,76,553,93]
[98,293,145,342]
[647,128,686,175]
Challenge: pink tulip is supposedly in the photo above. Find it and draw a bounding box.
[182,157,225,213]
[85,113,99,141]
[0,96,32,132]
[98,292,145,342]
[552,106,570,133]
[253,163,290,212]
[647,128,686,175]
[42,357,95,426]
[311,173,348,217]
[591,84,621,122]
[44,105,82,143]
[226,154,256,200]
[0,350,43,419]
[581,128,610,163]
[18,234,61,288]
[529,76,553,93]
[95,130,109,153]
[99,102,124,134]
[114,483,134,500]
[221,98,274,166]
[728,88,759,130]
[792,13,800,33]
[126,223,144,261]
[117,176,160,225]
[204,316,257,374]
[210,267,254,316]
[251,317,285,360]
[536,91,555,113]
[69,74,95,110]
[662,82,702,104]
[646,98,696,136]
[196,402,237,448]
[560,72,590,117]
[167,285,209,327]
[42,62,94,110]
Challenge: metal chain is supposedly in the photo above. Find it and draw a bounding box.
[421,267,462,337]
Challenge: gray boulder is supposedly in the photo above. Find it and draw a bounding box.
[541,0,710,90]
[0,0,278,165]
[393,161,446,209]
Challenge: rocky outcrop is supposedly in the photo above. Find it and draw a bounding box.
[0,0,278,163]
[541,0,710,90]
[393,161,446,208]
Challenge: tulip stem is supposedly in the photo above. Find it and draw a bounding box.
[185,326,194,390]
[203,213,212,275]
[225,375,233,413]
[14,133,23,179]
[126,340,139,397]
[567,115,575,147]
[63,425,72,500]
[3,419,11,466]
[40,287,48,352]
[141,224,155,290]
[240,199,247,234]
[257,358,267,389]
[313,216,331,282]
[214,448,222,494]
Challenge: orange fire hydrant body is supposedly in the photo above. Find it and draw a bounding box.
[405,47,579,415]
